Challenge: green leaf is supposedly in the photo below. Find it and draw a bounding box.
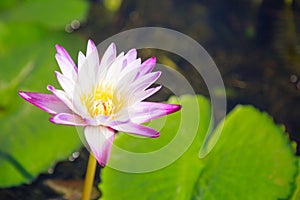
[0,30,87,187]
[196,105,297,199]
[0,22,48,54]
[0,0,90,187]
[0,0,89,29]
[0,0,19,12]
[99,95,297,199]
[291,159,300,200]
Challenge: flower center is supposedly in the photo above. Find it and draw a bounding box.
[81,85,114,117]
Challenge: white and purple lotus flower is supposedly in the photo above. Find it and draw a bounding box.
[19,40,181,166]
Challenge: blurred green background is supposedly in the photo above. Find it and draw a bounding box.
[0,0,300,199]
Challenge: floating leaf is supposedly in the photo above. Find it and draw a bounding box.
[196,105,297,199]
[0,33,87,187]
[0,0,89,186]
[291,159,300,200]
[99,95,297,199]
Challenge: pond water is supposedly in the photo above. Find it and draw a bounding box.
[0,0,299,199]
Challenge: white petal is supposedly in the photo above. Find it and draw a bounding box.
[86,39,97,57]
[47,85,76,113]
[76,60,96,95]
[118,58,141,82]
[18,91,71,115]
[78,51,86,72]
[129,102,181,124]
[55,71,74,96]
[72,88,90,119]
[100,52,125,85]
[77,40,100,93]
[123,48,137,68]
[134,57,156,80]
[84,126,115,166]
[86,40,100,79]
[126,71,161,96]
[98,43,116,75]
[50,113,87,126]
[115,59,141,94]
[111,122,159,138]
[55,45,77,70]
[84,114,110,126]
[129,86,162,105]
[55,52,77,82]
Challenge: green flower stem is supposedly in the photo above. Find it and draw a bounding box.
[82,153,97,200]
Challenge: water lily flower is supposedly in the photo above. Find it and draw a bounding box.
[19,40,181,166]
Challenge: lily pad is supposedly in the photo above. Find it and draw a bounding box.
[291,159,300,200]
[0,33,87,187]
[99,95,297,199]
[0,1,89,187]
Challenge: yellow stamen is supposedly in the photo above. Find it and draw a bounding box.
[81,85,115,117]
